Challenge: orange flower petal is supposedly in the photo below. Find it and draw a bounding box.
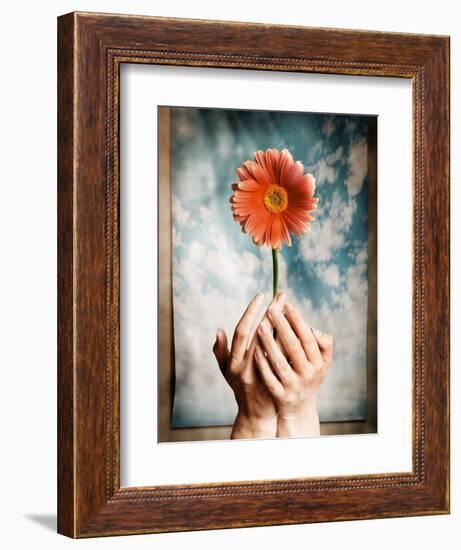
[231,189,263,203]
[286,209,316,224]
[279,215,292,247]
[237,165,251,181]
[282,209,310,236]
[238,179,264,191]
[283,161,305,190]
[266,149,281,183]
[254,150,272,179]
[290,173,316,196]
[233,213,248,222]
[244,209,271,244]
[289,197,318,211]
[232,205,257,217]
[279,149,294,184]
[231,148,318,248]
[263,215,282,250]
[247,161,273,188]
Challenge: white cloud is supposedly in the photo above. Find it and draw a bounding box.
[345,246,368,298]
[173,195,196,228]
[315,160,337,185]
[173,256,206,292]
[298,192,357,263]
[241,250,260,275]
[189,240,206,263]
[322,116,336,138]
[170,109,217,203]
[345,138,367,197]
[172,226,183,247]
[313,145,344,186]
[319,264,341,287]
[355,247,368,265]
[307,140,323,163]
[326,145,344,164]
[199,205,212,223]
[345,119,358,133]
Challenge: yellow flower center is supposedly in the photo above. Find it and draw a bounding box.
[263,184,288,214]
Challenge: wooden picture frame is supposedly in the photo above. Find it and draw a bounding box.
[57,12,450,538]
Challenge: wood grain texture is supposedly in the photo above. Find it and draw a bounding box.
[57,13,75,538]
[57,11,450,538]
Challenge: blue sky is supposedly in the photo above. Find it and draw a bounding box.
[169,107,371,428]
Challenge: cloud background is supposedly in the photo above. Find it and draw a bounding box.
[169,107,372,428]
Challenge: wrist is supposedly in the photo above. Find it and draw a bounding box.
[231,411,278,439]
[277,405,320,438]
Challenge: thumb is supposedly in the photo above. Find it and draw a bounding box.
[213,329,229,376]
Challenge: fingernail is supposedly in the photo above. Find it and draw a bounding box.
[285,302,293,312]
[268,306,281,319]
[259,319,271,334]
[255,292,264,302]
[276,292,286,302]
[312,327,321,337]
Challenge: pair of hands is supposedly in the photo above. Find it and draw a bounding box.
[213,292,333,439]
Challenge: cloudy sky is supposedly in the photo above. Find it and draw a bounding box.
[168,107,372,429]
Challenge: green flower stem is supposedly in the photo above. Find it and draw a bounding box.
[272,248,279,298]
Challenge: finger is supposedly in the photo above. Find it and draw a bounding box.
[312,327,334,365]
[230,293,264,368]
[284,302,323,366]
[257,319,295,386]
[271,292,286,340]
[213,329,229,376]
[267,303,308,372]
[247,292,286,355]
[274,291,286,308]
[254,345,284,399]
[275,332,288,358]
[273,292,288,351]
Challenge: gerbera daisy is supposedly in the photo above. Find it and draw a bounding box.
[230,148,318,250]
[230,148,318,296]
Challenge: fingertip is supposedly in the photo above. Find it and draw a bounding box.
[267,305,281,320]
[212,336,219,355]
[312,327,326,341]
[276,292,286,303]
[254,292,264,306]
[216,328,226,344]
[258,319,271,335]
[312,327,334,348]
[324,332,334,346]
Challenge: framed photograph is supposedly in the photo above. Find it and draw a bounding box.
[157,106,377,443]
[58,12,450,537]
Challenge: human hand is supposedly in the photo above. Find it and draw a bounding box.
[254,301,333,437]
[213,292,286,439]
